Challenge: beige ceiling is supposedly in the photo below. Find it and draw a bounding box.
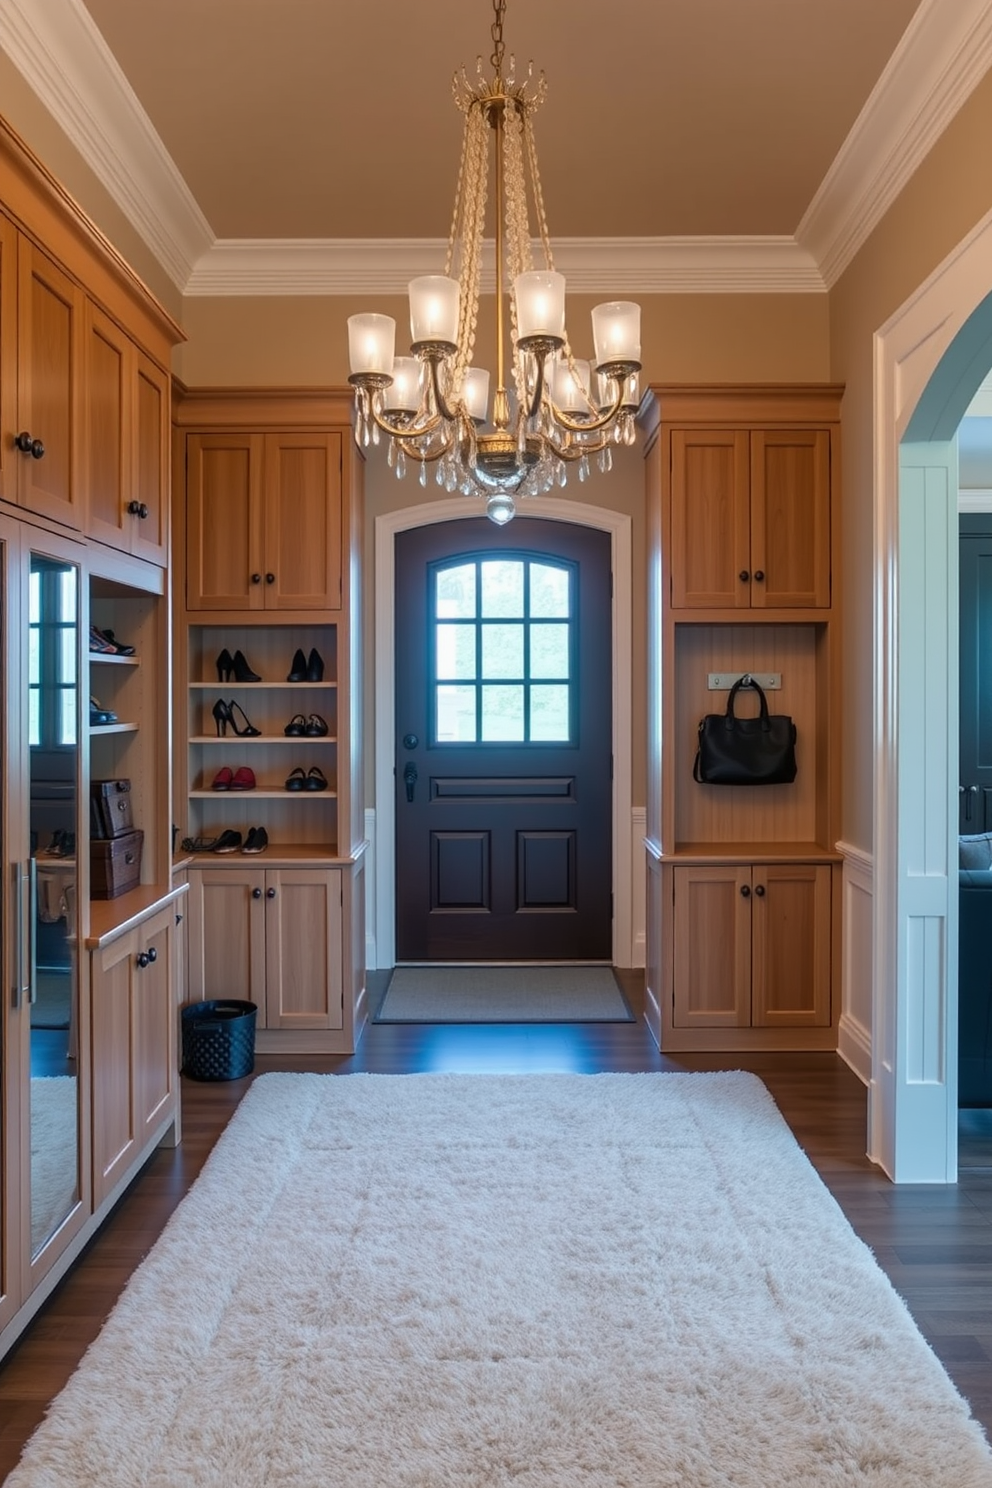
[80,0,923,243]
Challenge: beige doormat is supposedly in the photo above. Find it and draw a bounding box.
[374,964,635,1022]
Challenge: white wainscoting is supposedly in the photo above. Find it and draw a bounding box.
[838,841,874,1086]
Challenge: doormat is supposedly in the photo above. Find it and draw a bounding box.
[373,964,635,1023]
[8,1071,992,1486]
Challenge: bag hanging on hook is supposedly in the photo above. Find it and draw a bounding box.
[693,675,797,786]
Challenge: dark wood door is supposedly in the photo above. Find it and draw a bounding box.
[960,516,992,832]
[395,518,612,962]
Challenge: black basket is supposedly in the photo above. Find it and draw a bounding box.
[181,999,257,1081]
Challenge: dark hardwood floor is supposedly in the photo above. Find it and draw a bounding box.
[1,970,991,1477]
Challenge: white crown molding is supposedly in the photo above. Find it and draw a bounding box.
[184,234,825,297]
[0,0,212,288]
[797,0,992,289]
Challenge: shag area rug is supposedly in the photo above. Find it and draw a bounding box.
[9,1072,992,1487]
[374,964,634,1022]
[30,1076,78,1254]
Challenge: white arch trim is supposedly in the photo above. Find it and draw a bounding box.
[373,496,634,970]
[874,203,992,1180]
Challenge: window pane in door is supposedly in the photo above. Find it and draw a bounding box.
[482,684,524,740]
[436,623,476,680]
[437,684,477,742]
[481,560,524,618]
[482,623,523,679]
[530,684,570,741]
[530,623,569,679]
[436,563,476,619]
[530,562,569,618]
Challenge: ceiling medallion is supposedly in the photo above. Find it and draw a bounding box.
[346,0,641,524]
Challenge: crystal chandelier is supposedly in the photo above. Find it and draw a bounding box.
[346,0,642,525]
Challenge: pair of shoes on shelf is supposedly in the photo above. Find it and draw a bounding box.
[216,648,261,683]
[44,829,76,857]
[243,826,268,855]
[90,625,135,656]
[90,695,118,726]
[212,699,261,737]
[287,647,324,682]
[180,834,219,854]
[283,713,329,736]
[211,766,256,791]
[285,766,328,792]
[206,827,268,855]
[210,830,243,853]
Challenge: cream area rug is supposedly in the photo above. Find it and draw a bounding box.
[9,1072,992,1486]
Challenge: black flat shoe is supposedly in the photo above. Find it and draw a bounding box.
[287,648,307,682]
[181,835,219,853]
[304,765,328,791]
[232,649,261,683]
[306,647,325,682]
[285,767,307,791]
[284,714,307,736]
[211,829,243,853]
[242,826,269,855]
[304,713,329,736]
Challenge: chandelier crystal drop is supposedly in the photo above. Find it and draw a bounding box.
[347,0,642,522]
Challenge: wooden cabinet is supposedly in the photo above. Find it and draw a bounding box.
[641,386,842,1053]
[186,863,346,1036]
[90,904,177,1206]
[672,862,831,1031]
[669,425,831,609]
[184,429,342,610]
[84,302,169,565]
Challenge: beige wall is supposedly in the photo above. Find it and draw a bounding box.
[829,67,992,851]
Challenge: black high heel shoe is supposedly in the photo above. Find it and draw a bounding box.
[306,647,324,682]
[287,648,307,682]
[212,699,233,736]
[216,648,234,682]
[227,700,261,737]
[232,649,261,682]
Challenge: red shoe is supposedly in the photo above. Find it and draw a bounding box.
[230,766,256,791]
[211,766,233,790]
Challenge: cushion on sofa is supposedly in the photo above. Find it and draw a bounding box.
[960,832,992,870]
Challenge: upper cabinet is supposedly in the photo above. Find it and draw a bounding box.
[184,428,343,611]
[668,409,833,610]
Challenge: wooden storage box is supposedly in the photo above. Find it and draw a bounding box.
[90,828,143,899]
[91,778,135,839]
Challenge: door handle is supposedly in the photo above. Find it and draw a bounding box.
[26,858,37,1005]
[964,783,978,821]
[404,762,418,802]
[11,862,29,1007]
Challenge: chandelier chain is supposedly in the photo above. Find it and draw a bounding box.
[501,104,531,410]
[490,0,506,76]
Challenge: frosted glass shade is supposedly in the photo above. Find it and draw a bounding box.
[409,276,460,344]
[348,313,395,376]
[384,357,422,413]
[591,301,641,366]
[552,357,592,415]
[597,369,639,411]
[462,367,490,422]
[514,271,566,339]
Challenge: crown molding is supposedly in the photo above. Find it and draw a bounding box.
[0,0,211,288]
[0,0,989,298]
[797,0,992,289]
[184,235,825,297]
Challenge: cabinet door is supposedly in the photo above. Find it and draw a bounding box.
[185,433,265,610]
[670,429,750,609]
[187,866,268,1026]
[672,865,751,1027]
[750,863,831,1027]
[264,868,343,1030]
[130,351,169,565]
[262,431,342,609]
[133,911,175,1141]
[0,215,16,509]
[16,240,84,529]
[83,301,130,551]
[91,929,138,1205]
[749,430,831,608]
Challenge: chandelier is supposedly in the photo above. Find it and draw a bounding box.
[346,0,642,524]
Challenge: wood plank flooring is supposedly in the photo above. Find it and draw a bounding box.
[1,970,991,1477]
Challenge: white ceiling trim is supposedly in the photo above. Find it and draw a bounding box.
[184,235,826,297]
[0,0,211,286]
[0,0,987,298]
[797,0,992,289]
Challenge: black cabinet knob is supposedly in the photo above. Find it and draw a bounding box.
[753,569,765,582]
[146,945,157,962]
[15,431,45,459]
[136,951,149,968]
[740,884,751,898]
[266,886,276,899]
[251,573,261,584]
[126,501,149,518]
[265,573,275,584]
[754,884,765,898]
[739,570,750,582]
[252,887,262,899]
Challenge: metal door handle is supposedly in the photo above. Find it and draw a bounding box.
[404,762,418,802]
[965,783,978,821]
[27,858,37,1004]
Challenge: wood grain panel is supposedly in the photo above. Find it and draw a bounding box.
[84,304,126,536]
[17,241,84,529]
[264,869,343,1030]
[750,429,831,608]
[0,215,17,507]
[673,865,751,1027]
[263,432,342,610]
[185,433,263,610]
[90,935,137,1205]
[751,864,832,1026]
[670,429,750,609]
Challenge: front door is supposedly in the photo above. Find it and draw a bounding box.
[395,518,612,962]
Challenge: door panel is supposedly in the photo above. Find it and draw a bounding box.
[395,518,612,961]
[17,242,84,529]
[960,521,992,833]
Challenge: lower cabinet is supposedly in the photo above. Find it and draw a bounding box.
[186,862,363,1046]
[672,862,832,1034]
[90,903,178,1206]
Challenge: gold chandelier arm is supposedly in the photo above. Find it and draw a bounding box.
[394,429,456,464]
[544,375,626,435]
[367,400,445,442]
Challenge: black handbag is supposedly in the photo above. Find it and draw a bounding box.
[693,675,797,786]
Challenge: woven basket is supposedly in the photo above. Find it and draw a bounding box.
[181,1000,257,1081]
